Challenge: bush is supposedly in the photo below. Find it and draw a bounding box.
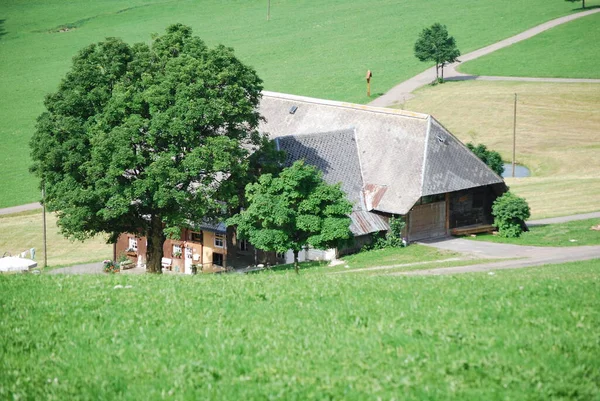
[362,216,407,251]
[492,192,530,238]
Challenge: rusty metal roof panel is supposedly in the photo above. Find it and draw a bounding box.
[349,211,390,236]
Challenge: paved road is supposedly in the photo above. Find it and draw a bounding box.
[369,8,600,107]
[0,202,42,216]
[528,212,600,227]
[398,238,600,276]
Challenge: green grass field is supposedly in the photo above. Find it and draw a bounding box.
[459,12,600,79]
[1,260,599,399]
[404,80,600,219]
[0,0,592,208]
[467,218,600,247]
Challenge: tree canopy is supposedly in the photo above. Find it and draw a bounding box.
[228,161,353,273]
[414,23,461,81]
[30,24,265,273]
[466,143,504,177]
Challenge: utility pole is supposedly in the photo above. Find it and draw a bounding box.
[42,185,48,268]
[512,93,517,178]
[267,0,271,20]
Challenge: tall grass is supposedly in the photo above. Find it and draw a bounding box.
[1,260,599,399]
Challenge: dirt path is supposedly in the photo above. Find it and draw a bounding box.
[394,238,600,276]
[369,8,600,108]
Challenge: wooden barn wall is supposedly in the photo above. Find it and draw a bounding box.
[449,186,495,229]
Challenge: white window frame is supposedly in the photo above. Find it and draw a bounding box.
[214,234,224,248]
[239,239,249,251]
[128,237,138,252]
[172,244,182,256]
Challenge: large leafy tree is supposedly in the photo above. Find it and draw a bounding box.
[466,143,504,177]
[414,23,460,81]
[30,24,265,273]
[228,161,353,273]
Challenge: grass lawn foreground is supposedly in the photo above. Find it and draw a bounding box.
[1,259,599,399]
[459,11,600,79]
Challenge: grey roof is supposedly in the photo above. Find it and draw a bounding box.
[275,129,363,210]
[258,91,505,235]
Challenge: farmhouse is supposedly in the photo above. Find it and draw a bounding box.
[116,91,506,271]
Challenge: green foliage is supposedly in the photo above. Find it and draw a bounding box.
[363,216,407,251]
[492,192,531,238]
[414,23,461,81]
[228,161,353,271]
[30,24,264,271]
[466,142,504,176]
[1,260,599,399]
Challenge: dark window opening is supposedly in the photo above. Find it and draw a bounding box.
[213,253,224,266]
[190,231,203,243]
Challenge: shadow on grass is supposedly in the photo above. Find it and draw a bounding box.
[0,20,6,41]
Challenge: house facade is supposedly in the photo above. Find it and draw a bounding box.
[115,222,282,273]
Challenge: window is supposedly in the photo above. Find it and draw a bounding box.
[214,234,224,248]
[127,237,138,252]
[190,231,203,243]
[276,252,286,259]
[172,244,182,257]
[213,253,224,266]
[239,239,249,251]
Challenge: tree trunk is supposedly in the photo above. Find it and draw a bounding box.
[146,214,165,274]
[226,225,236,268]
[293,249,299,274]
[441,64,444,82]
[435,64,439,80]
[583,0,585,8]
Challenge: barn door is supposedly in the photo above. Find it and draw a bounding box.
[408,201,447,241]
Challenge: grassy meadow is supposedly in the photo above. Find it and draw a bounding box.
[1,260,599,399]
[460,11,600,78]
[404,80,600,219]
[0,0,592,208]
[0,210,111,268]
[467,218,600,247]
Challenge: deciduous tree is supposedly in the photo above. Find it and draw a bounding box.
[466,143,504,177]
[414,23,461,82]
[30,24,265,273]
[228,161,353,273]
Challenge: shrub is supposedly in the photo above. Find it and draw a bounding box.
[492,192,530,238]
[362,216,407,251]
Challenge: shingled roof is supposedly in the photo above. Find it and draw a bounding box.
[258,91,505,235]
